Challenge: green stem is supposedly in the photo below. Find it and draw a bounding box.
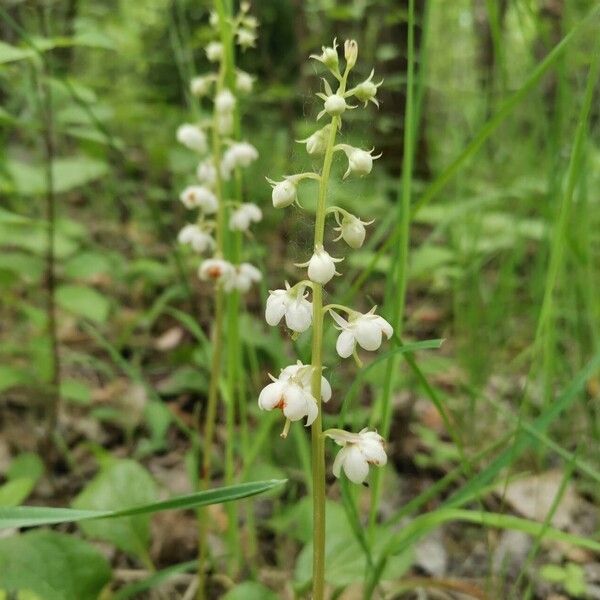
[368,0,416,537]
[311,113,340,600]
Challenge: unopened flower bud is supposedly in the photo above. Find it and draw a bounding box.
[298,125,331,156]
[324,94,347,117]
[268,178,298,208]
[336,144,381,179]
[215,89,236,114]
[296,246,343,285]
[176,124,207,154]
[237,28,256,49]
[205,41,223,62]
[336,214,367,249]
[190,76,212,97]
[352,70,382,107]
[216,112,234,135]
[236,70,254,93]
[310,39,339,72]
[344,39,358,70]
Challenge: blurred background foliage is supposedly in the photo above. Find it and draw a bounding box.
[0,0,599,597]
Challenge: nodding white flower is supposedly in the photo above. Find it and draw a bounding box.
[177,224,215,253]
[333,212,373,249]
[265,282,312,333]
[223,262,262,293]
[330,308,393,358]
[236,28,257,49]
[327,428,387,484]
[310,39,339,71]
[296,246,343,285]
[196,159,217,187]
[221,142,259,179]
[209,10,219,27]
[229,203,262,231]
[279,361,332,403]
[267,177,298,209]
[215,89,236,114]
[344,39,358,70]
[198,258,235,283]
[351,69,383,108]
[336,144,381,179]
[179,185,218,213]
[316,79,355,121]
[258,365,321,426]
[216,111,234,136]
[205,41,223,62]
[236,70,254,93]
[176,124,207,154]
[190,76,213,97]
[297,124,331,156]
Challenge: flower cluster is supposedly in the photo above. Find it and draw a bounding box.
[176,2,261,294]
[259,39,389,485]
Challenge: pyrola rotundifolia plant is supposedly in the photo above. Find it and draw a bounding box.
[260,39,389,598]
[175,2,260,594]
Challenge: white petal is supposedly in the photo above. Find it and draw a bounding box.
[360,438,387,466]
[329,310,349,329]
[332,446,350,478]
[265,293,287,326]
[336,330,356,358]
[343,446,370,484]
[374,316,393,339]
[320,375,332,403]
[285,299,312,333]
[354,317,383,351]
[258,381,284,411]
[281,384,310,422]
[303,395,318,426]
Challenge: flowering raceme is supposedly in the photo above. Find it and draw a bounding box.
[260,40,390,475]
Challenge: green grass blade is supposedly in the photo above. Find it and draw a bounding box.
[0,480,286,530]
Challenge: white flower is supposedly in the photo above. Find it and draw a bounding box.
[330,308,393,358]
[279,361,331,403]
[223,262,262,293]
[236,70,254,93]
[205,41,223,62]
[198,258,235,283]
[328,428,387,484]
[177,224,215,253]
[267,177,298,209]
[265,282,312,333]
[324,94,348,116]
[310,39,339,71]
[229,203,262,231]
[333,213,373,249]
[221,142,259,179]
[351,69,383,108]
[258,363,328,427]
[344,39,358,70]
[190,76,213,97]
[236,28,256,49]
[216,111,234,135]
[336,145,381,179]
[296,246,343,285]
[215,89,236,114]
[297,124,331,156]
[176,124,207,154]
[196,160,217,187]
[179,186,218,213]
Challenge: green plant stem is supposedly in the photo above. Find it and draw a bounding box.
[196,36,229,599]
[310,115,339,600]
[368,0,416,537]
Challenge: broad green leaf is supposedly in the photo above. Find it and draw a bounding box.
[0,42,32,64]
[6,157,108,196]
[56,284,110,322]
[0,366,29,393]
[0,252,44,282]
[60,379,91,405]
[222,582,279,600]
[0,208,31,225]
[72,460,157,561]
[0,480,35,508]
[0,480,286,530]
[7,453,44,483]
[157,367,207,395]
[63,251,112,280]
[0,224,79,259]
[0,531,110,600]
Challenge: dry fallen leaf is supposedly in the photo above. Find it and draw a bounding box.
[154,326,184,351]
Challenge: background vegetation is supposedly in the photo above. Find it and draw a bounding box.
[0,0,599,598]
